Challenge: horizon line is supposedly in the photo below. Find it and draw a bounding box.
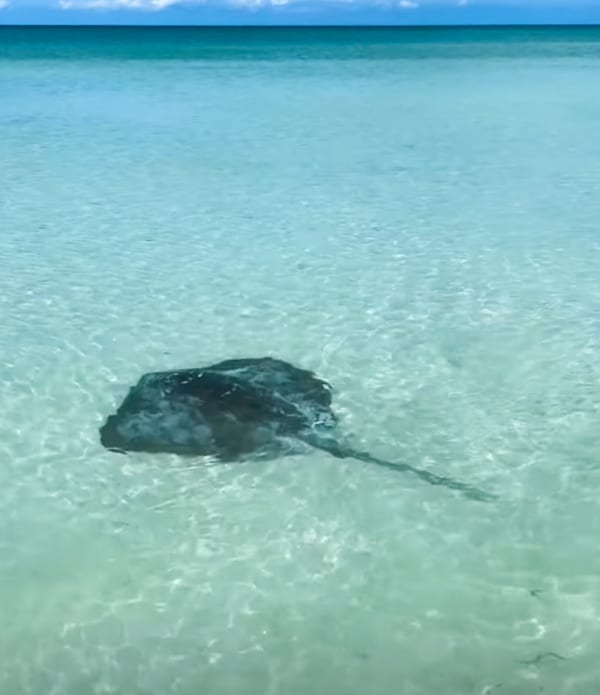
[3,23,600,28]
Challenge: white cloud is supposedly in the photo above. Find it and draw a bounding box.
[57,0,419,8]
[97,0,180,7]
[229,0,291,6]
[54,0,431,10]
[235,0,289,5]
[59,0,184,8]
[57,0,300,7]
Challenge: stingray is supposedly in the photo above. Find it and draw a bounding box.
[99,357,494,501]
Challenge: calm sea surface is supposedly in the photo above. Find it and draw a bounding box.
[2,26,600,695]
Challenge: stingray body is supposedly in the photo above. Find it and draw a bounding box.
[99,357,493,501]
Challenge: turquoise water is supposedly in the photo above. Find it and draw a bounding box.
[2,26,600,695]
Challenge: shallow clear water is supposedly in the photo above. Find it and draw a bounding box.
[2,26,600,695]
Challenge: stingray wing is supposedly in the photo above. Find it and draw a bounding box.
[99,370,221,455]
[204,357,337,430]
[99,367,310,457]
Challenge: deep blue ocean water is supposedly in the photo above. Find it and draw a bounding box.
[2,26,600,695]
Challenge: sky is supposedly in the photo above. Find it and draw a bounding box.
[1,0,600,25]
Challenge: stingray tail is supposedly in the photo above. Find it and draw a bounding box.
[300,432,496,502]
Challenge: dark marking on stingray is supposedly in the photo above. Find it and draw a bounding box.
[99,357,495,501]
